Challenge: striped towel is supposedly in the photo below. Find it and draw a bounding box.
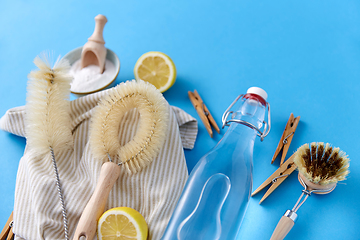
[0,88,197,240]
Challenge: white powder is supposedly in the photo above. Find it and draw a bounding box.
[70,59,117,93]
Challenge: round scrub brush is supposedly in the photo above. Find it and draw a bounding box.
[73,80,169,240]
[26,54,73,240]
[270,142,350,240]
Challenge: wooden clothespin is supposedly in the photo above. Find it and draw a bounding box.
[252,154,297,204]
[0,212,14,240]
[252,113,300,203]
[271,113,300,165]
[188,90,220,137]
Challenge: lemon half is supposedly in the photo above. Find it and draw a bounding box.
[134,51,176,93]
[98,207,148,240]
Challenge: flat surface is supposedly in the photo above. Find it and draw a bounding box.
[0,1,359,239]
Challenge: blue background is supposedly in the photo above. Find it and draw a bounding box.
[1,1,359,239]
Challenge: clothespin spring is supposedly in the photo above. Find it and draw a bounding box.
[202,103,209,116]
[272,174,290,183]
[272,161,295,183]
[283,132,294,144]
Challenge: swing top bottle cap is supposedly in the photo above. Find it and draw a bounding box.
[246,87,267,101]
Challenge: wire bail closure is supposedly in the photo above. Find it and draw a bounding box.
[221,94,271,141]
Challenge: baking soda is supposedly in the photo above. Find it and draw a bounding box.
[70,59,116,93]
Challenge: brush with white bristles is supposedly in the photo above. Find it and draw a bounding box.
[26,55,73,155]
[271,142,350,240]
[25,54,73,240]
[73,79,169,240]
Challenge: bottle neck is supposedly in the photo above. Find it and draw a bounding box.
[217,95,266,149]
[232,94,266,130]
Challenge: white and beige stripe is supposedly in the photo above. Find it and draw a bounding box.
[0,88,197,240]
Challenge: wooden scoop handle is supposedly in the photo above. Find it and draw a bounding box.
[270,210,297,240]
[88,14,107,44]
[72,162,120,240]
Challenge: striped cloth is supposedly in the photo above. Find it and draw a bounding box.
[0,88,198,240]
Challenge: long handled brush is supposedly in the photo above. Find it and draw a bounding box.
[72,80,169,240]
[270,142,350,240]
[26,54,73,240]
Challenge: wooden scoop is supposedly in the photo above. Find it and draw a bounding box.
[81,14,107,73]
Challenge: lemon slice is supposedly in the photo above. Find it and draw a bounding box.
[134,51,176,92]
[98,207,148,240]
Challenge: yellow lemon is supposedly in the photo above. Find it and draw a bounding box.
[98,207,148,240]
[134,51,176,93]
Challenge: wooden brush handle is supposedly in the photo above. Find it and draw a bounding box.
[73,162,120,240]
[270,210,297,240]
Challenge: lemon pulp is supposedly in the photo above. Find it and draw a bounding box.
[134,51,176,93]
[98,207,148,240]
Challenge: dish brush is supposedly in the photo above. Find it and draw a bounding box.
[25,54,73,240]
[72,80,169,240]
[270,142,350,240]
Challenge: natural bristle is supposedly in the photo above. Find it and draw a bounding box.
[294,142,350,185]
[25,54,73,156]
[90,80,169,174]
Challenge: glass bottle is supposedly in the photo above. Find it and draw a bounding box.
[162,87,271,240]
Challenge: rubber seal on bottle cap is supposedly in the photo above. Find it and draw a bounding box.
[247,87,268,101]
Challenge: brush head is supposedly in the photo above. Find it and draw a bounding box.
[25,53,73,156]
[294,142,350,186]
[90,79,169,174]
